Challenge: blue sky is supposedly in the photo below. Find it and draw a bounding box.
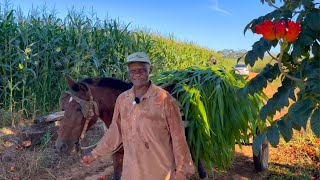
[5,0,278,52]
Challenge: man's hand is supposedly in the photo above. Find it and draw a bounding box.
[81,153,98,166]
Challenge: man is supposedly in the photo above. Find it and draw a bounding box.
[81,52,195,180]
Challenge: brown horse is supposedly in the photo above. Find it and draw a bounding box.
[56,75,208,179]
[56,75,132,180]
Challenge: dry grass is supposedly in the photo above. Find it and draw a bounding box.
[267,129,320,179]
[0,137,79,180]
[0,121,106,180]
[188,128,320,180]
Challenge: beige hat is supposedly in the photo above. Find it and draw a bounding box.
[126,52,151,65]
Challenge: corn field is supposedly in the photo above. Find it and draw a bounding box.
[0,4,218,121]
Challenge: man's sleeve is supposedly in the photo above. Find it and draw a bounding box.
[91,96,122,157]
[165,93,195,179]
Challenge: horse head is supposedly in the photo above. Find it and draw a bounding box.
[55,75,100,153]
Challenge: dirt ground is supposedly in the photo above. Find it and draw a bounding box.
[0,73,319,180]
[1,130,318,180]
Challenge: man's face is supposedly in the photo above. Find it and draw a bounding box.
[128,62,151,88]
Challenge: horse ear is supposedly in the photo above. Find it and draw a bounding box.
[79,83,89,93]
[65,74,75,88]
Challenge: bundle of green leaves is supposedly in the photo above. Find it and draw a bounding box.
[153,66,267,170]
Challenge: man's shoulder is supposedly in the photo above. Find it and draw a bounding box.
[117,89,131,101]
[153,84,178,104]
[153,84,171,97]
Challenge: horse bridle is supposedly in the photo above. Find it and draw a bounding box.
[63,90,123,154]
[65,90,101,150]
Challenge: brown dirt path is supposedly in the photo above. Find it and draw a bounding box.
[56,155,114,180]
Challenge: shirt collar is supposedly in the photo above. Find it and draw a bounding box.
[126,81,158,100]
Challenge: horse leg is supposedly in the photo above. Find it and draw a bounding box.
[112,147,124,180]
[198,160,208,179]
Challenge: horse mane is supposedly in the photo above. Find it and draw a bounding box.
[71,77,133,92]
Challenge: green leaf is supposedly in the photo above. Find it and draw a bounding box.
[291,119,302,131]
[285,0,301,10]
[306,11,320,32]
[277,119,292,142]
[279,10,293,19]
[311,108,320,138]
[312,41,320,58]
[288,88,296,101]
[0,63,11,69]
[244,19,256,35]
[301,0,313,9]
[300,30,315,46]
[252,42,265,60]
[251,38,271,60]
[239,63,279,97]
[288,99,313,130]
[260,96,279,121]
[281,52,290,63]
[297,11,306,22]
[250,75,268,90]
[270,39,278,47]
[292,41,301,57]
[27,68,37,79]
[18,63,23,70]
[267,125,280,147]
[252,132,266,156]
[245,50,258,67]
[259,105,269,121]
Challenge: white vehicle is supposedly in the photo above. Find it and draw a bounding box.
[233,64,249,75]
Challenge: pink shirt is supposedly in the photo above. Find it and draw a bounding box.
[92,83,195,180]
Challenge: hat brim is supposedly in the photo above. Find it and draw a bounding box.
[125,60,151,65]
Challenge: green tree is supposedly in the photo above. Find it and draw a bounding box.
[241,0,320,155]
[217,49,247,59]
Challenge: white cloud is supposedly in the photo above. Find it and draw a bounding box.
[209,0,231,15]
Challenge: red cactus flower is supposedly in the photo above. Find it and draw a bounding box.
[256,20,276,41]
[286,21,301,42]
[275,20,286,39]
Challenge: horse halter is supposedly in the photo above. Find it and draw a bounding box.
[65,90,100,141]
[63,91,123,153]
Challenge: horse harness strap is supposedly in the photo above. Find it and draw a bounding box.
[65,91,115,152]
[66,91,100,140]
